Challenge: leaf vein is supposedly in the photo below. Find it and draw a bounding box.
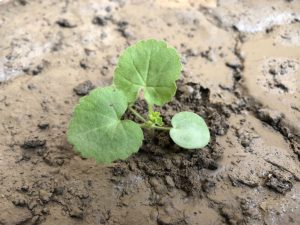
[129,50,146,84]
[118,72,142,86]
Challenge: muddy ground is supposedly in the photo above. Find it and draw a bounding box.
[0,0,300,224]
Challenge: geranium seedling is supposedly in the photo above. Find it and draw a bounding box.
[67,39,210,163]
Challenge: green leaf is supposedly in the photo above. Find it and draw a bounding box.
[67,86,143,163]
[170,112,210,149]
[113,39,182,106]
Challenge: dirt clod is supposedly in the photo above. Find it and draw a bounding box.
[56,18,77,28]
[73,80,95,96]
[92,16,108,26]
[220,207,243,225]
[39,189,52,203]
[257,108,284,127]
[1,0,300,224]
[12,195,27,207]
[38,122,49,130]
[201,179,216,193]
[21,137,46,149]
[265,173,293,194]
[23,61,48,76]
[69,206,84,219]
[240,198,261,221]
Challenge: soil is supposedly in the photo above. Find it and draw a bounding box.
[0,0,300,225]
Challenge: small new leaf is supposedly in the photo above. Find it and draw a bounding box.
[113,39,182,106]
[149,111,164,126]
[67,86,143,163]
[170,111,210,149]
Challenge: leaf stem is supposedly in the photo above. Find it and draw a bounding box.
[151,126,172,131]
[140,124,172,131]
[148,104,153,113]
[129,107,147,122]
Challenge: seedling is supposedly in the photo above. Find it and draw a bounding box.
[67,39,210,163]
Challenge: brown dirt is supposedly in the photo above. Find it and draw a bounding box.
[0,0,300,225]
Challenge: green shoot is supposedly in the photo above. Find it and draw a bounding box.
[67,39,210,163]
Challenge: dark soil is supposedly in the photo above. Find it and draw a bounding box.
[122,81,229,197]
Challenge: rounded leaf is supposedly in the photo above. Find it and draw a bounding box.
[113,39,182,106]
[67,86,143,163]
[170,112,210,149]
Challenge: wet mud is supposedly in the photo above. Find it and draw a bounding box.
[0,0,299,224]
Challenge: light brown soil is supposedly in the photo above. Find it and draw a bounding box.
[0,0,299,224]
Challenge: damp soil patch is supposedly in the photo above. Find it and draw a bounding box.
[115,81,231,196]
